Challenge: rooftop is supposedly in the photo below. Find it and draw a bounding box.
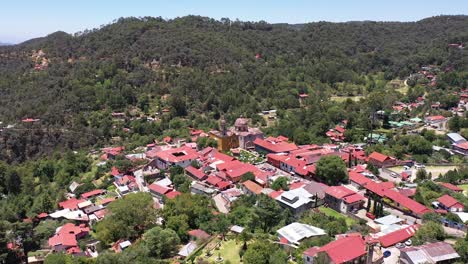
[277,222,325,245]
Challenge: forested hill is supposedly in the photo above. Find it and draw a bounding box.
[0,15,466,162]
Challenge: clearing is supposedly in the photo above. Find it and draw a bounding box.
[319,206,357,226]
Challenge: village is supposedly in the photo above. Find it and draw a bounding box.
[18,96,468,264]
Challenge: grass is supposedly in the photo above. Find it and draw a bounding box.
[330,95,364,102]
[199,239,242,263]
[458,184,468,196]
[319,206,357,226]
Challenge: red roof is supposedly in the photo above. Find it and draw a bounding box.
[37,212,49,219]
[437,194,464,209]
[454,142,468,150]
[334,125,345,134]
[81,189,105,199]
[185,166,207,180]
[59,198,87,210]
[154,146,198,163]
[216,181,231,190]
[426,115,446,121]
[398,188,416,197]
[379,181,395,189]
[99,197,116,205]
[117,175,136,186]
[165,190,182,199]
[111,167,121,176]
[349,171,372,186]
[94,209,108,219]
[325,186,356,199]
[289,181,306,190]
[188,229,210,240]
[242,180,263,194]
[206,176,223,186]
[379,225,419,247]
[438,182,463,192]
[363,181,387,197]
[48,223,89,249]
[253,137,298,153]
[269,190,284,199]
[148,184,171,195]
[384,189,430,215]
[304,235,366,264]
[342,193,365,204]
[368,152,391,163]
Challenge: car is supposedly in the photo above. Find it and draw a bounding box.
[415,164,425,169]
[395,243,405,248]
[405,239,412,246]
[390,172,398,178]
[366,212,376,219]
[383,251,391,258]
[403,165,411,170]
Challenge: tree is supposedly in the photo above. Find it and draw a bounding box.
[271,177,289,191]
[143,227,180,259]
[454,235,468,263]
[240,172,255,183]
[255,194,284,232]
[243,241,287,264]
[413,221,445,245]
[315,156,349,185]
[44,253,72,264]
[96,193,156,243]
[416,169,428,182]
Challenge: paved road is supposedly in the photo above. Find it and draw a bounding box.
[134,169,149,192]
[379,169,402,184]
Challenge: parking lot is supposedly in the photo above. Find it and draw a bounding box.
[383,165,460,182]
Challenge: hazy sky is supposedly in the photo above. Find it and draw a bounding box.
[1,0,467,43]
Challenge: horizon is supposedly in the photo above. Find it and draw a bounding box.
[1,0,468,44]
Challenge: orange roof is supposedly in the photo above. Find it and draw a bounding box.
[242,180,263,194]
[368,152,391,163]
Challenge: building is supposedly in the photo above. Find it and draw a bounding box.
[241,180,263,195]
[253,136,298,154]
[378,224,419,248]
[185,166,207,181]
[231,117,264,149]
[437,194,464,212]
[452,141,468,156]
[277,222,325,246]
[303,234,382,264]
[438,182,463,193]
[48,223,89,254]
[425,115,447,130]
[209,117,239,151]
[447,133,466,144]
[399,242,460,264]
[275,188,315,216]
[368,152,397,168]
[151,146,199,169]
[324,186,365,214]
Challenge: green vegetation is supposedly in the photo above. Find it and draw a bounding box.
[315,155,349,185]
[318,207,357,227]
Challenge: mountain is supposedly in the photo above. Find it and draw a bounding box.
[0,42,12,46]
[0,15,466,162]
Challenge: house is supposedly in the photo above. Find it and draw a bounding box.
[378,224,419,248]
[48,223,89,253]
[277,222,325,246]
[275,188,315,216]
[188,229,210,241]
[241,180,263,195]
[151,146,199,169]
[324,186,365,214]
[447,133,466,144]
[253,136,298,154]
[81,189,105,199]
[452,141,468,156]
[399,242,460,264]
[349,171,372,189]
[302,181,328,203]
[368,152,396,168]
[209,117,239,151]
[425,115,447,130]
[148,184,172,200]
[303,234,380,264]
[59,198,87,210]
[438,182,463,193]
[383,189,431,218]
[185,166,207,181]
[437,194,464,212]
[178,241,197,259]
[190,181,216,196]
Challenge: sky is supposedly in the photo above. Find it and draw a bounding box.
[1,0,467,43]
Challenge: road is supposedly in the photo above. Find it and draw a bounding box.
[134,169,149,192]
[379,169,402,184]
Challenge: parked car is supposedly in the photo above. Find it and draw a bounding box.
[405,239,412,246]
[366,212,376,219]
[395,243,405,248]
[415,164,425,169]
[391,172,398,178]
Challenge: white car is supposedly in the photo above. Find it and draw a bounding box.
[415,164,425,169]
[405,239,412,246]
[391,172,398,178]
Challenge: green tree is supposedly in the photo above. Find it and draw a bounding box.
[240,172,256,183]
[271,177,289,191]
[315,155,349,185]
[255,194,284,232]
[96,193,156,243]
[243,241,287,264]
[413,221,445,245]
[143,227,180,259]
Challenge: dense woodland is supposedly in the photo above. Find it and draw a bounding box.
[0,15,467,163]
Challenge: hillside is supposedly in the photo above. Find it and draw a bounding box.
[0,15,466,162]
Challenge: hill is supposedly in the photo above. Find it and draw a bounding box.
[0,15,466,161]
